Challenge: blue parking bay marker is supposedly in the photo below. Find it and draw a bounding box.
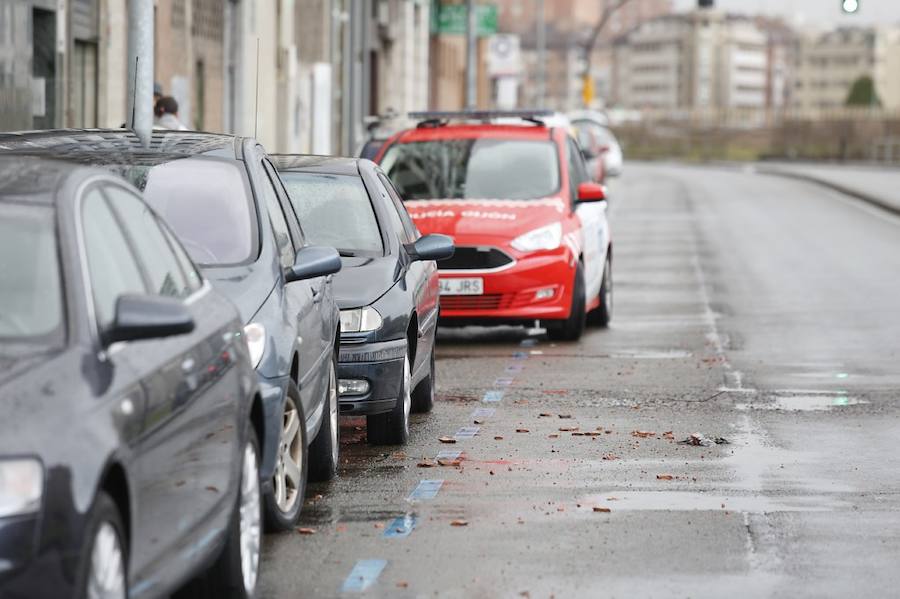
[471,407,495,419]
[483,390,504,403]
[383,514,417,538]
[455,426,480,439]
[506,363,525,373]
[520,338,538,347]
[494,377,514,387]
[341,559,387,593]
[512,351,528,360]
[436,448,462,460]
[407,479,444,501]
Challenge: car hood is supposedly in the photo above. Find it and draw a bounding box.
[0,351,71,453]
[404,198,568,244]
[203,264,277,324]
[0,352,50,389]
[333,255,400,309]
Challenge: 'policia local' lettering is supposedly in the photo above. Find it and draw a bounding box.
[409,210,517,221]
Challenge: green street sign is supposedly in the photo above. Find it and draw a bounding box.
[434,4,498,37]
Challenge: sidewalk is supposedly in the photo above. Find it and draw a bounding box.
[757,162,900,215]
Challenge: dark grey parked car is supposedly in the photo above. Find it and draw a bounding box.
[0,156,261,598]
[0,130,342,532]
[272,155,454,445]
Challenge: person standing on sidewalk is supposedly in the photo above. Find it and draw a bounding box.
[154,96,189,131]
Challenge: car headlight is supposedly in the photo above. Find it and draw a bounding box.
[0,458,43,518]
[243,323,266,369]
[340,307,383,333]
[510,222,562,252]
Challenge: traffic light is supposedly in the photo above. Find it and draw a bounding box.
[842,0,859,14]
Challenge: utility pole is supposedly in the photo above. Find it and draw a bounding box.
[126,0,154,147]
[466,0,477,109]
[536,0,546,107]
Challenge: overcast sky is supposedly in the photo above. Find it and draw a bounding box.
[672,0,900,27]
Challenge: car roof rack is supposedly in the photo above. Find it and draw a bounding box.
[409,110,554,128]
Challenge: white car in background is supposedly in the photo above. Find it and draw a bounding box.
[569,111,624,182]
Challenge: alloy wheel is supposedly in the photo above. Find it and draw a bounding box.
[273,396,304,514]
[86,522,126,599]
[239,442,261,594]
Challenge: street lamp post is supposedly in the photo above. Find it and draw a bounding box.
[466,0,477,109]
[126,0,154,147]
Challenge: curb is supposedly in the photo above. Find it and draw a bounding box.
[756,167,900,218]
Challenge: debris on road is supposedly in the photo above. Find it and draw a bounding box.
[494,435,504,440]
[662,431,675,440]
[438,458,462,468]
[558,414,573,419]
[593,507,611,513]
[539,412,553,417]
[438,436,457,444]
[602,454,619,460]
[656,474,674,480]
[296,527,316,535]
[417,460,436,468]
[450,519,469,527]
[559,426,579,432]
[516,428,530,433]
[678,433,730,446]
[396,581,409,588]
[631,430,656,438]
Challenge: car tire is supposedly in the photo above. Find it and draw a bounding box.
[411,346,435,413]
[309,357,340,482]
[78,491,127,599]
[587,255,612,328]
[263,381,308,531]
[366,352,411,445]
[547,261,586,341]
[187,430,262,599]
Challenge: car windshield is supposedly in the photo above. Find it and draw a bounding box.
[0,203,64,348]
[118,158,256,266]
[379,139,560,201]
[280,172,383,256]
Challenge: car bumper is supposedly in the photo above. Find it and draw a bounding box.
[337,337,406,415]
[439,249,576,323]
[255,373,289,490]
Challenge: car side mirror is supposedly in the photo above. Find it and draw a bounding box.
[104,294,195,345]
[285,245,342,283]
[576,181,606,203]
[407,234,455,262]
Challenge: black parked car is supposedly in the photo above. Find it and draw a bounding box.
[272,155,453,444]
[0,156,260,598]
[0,130,342,532]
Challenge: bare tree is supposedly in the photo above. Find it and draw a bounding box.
[581,0,634,105]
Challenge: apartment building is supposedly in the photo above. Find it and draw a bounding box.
[792,26,900,111]
[611,8,767,111]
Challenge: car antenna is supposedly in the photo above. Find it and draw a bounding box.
[254,37,260,139]
[129,56,139,131]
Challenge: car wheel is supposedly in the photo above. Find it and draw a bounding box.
[263,382,308,531]
[587,255,612,328]
[547,261,586,341]
[309,357,340,482]
[187,431,262,599]
[79,492,127,599]
[411,346,435,413]
[366,352,411,445]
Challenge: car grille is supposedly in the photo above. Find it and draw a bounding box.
[440,294,507,311]
[440,246,513,271]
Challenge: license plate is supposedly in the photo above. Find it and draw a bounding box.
[439,277,483,296]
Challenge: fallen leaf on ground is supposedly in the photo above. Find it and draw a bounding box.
[571,431,585,436]
[417,460,436,468]
[396,581,409,588]
[513,399,529,404]
[438,436,457,444]
[558,414,573,419]
[474,419,484,425]
[296,527,316,535]
[583,431,602,437]
[494,435,504,440]
[592,507,612,513]
[450,519,469,527]
[438,458,462,467]
[205,486,219,493]
[374,523,385,529]
[548,433,559,438]
[559,426,579,432]
[602,454,619,460]
[657,474,674,480]
[539,412,553,417]
[516,428,530,433]
[631,430,656,438]
[391,451,406,460]
[662,431,675,440]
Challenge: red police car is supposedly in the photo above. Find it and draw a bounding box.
[376,110,612,341]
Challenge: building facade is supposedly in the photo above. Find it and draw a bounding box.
[791,26,900,112]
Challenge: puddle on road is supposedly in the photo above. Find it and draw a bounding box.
[737,392,867,412]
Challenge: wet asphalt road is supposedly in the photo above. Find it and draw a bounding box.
[257,163,900,598]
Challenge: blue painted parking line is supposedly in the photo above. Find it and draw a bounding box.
[471,407,495,419]
[383,514,417,538]
[455,426,480,439]
[506,363,525,373]
[341,559,387,593]
[520,338,538,347]
[483,390,504,402]
[494,377,514,387]
[511,351,528,360]
[407,479,444,501]
[436,448,462,460]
